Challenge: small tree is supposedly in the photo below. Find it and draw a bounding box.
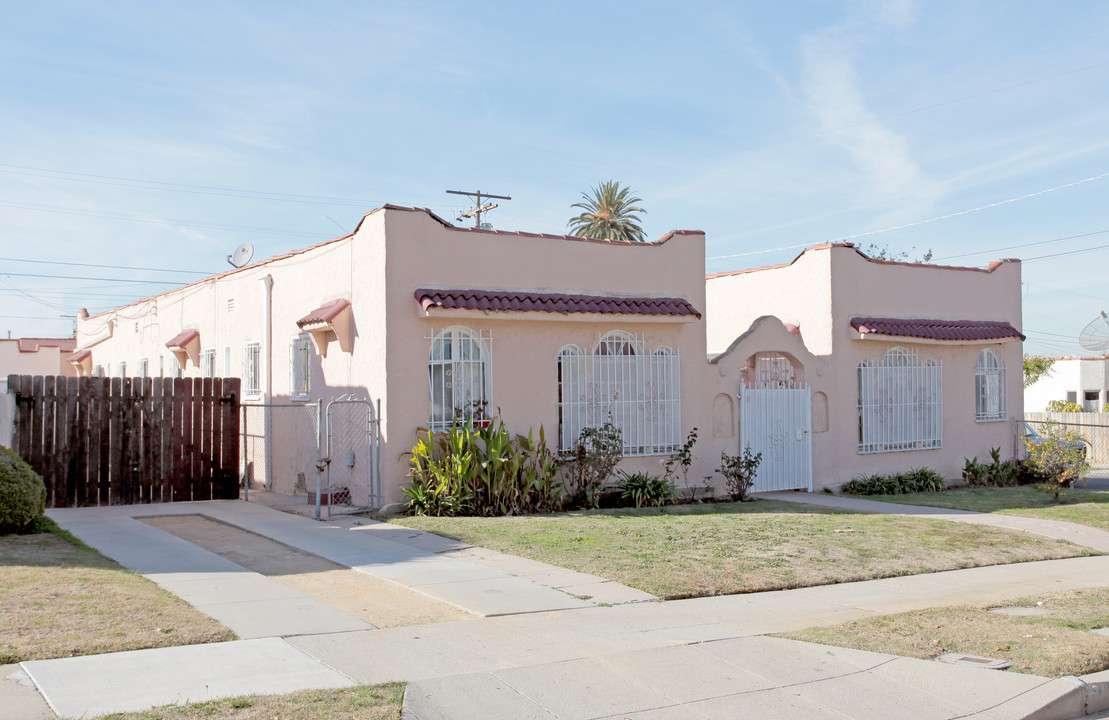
[1023,356,1056,388]
[717,447,762,502]
[663,428,699,501]
[1023,424,1089,501]
[1046,400,1084,412]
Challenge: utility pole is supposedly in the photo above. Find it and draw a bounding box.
[446,189,511,229]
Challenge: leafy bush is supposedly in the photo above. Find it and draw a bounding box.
[403,421,561,516]
[616,471,676,508]
[717,447,762,501]
[0,445,47,534]
[1046,400,1084,412]
[962,457,989,487]
[1023,424,1090,501]
[841,467,946,495]
[558,422,623,509]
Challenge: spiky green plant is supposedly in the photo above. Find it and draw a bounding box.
[567,180,647,242]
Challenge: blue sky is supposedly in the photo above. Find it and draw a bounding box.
[2,1,1107,357]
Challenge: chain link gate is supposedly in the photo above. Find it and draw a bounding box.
[320,396,381,519]
[240,401,322,501]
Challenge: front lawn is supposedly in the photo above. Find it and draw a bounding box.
[0,518,234,663]
[860,487,1109,531]
[780,587,1109,677]
[390,500,1100,600]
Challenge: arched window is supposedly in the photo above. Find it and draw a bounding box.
[428,327,490,430]
[857,347,942,453]
[557,332,680,455]
[975,348,1005,421]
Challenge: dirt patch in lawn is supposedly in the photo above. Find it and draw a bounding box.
[0,529,233,663]
[779,587,1109,677]
[142,515,470,628]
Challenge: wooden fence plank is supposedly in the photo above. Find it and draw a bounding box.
[158,378,172,502]
[62,378,80,507]
[108,377,122,505]
[74,378,90,506]
[86,378,103,506]
[172,378,189,501]
[42,376,59,507]
[29,376,45,503]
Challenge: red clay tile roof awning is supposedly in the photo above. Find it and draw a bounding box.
[415,289,701,318]
[851,317,1025,342]
[297,298,351,328]
[166,329,200,350]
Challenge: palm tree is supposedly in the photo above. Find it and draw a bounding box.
[567,180,647,242]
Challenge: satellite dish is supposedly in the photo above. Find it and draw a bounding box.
[1079,311,1109,353]
[227,243,254,268]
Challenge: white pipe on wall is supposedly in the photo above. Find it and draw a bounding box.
[260,274,274,487]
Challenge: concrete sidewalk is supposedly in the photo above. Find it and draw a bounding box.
[9,500,1109,719]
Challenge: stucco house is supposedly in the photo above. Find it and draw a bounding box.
[68,204,1025,506]
[1025,356,1109,412]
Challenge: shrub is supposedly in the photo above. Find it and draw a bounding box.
[986,447,1018,487]
[717,447,762,501]
[0,445,47,534]
[841,468,945,495]
[962,457,989,487]
[616,471,676,508]
[1023,424,1090,501]
[558,423,623,509]
[1046,400,1084,412]
[403,421,562,516]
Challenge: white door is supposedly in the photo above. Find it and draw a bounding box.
[739,382,812,492]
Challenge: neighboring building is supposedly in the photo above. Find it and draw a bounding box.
[69,205,1026,506]
[1,337,77,446]
[0,337,77,392]
[1025,356,1109,412]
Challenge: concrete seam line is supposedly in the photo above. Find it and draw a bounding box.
[281,638,358,684]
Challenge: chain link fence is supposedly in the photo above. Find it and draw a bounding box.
[241,402,321,498]
[1025,412,1109,466]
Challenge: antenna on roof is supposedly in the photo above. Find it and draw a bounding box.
[446,189,511,229]
[227,242,255,268]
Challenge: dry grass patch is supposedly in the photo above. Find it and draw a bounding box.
[84,682,405,720]
[779,587,1109,677]
[0,519,234,663]
[390,501,1100,599]
[862,486,1109,531]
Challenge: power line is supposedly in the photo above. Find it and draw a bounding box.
[934,229,1109,261]
[0,256,211,275]
[0,200,331,239]
[706,171,1109,262]
[1,272,183,284]
[0,164,376,207]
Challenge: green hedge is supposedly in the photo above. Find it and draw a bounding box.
[0,445,47,533]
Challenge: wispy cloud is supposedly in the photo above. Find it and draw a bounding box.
[797,1,944,214]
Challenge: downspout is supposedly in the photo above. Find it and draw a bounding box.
[260,274,274,488]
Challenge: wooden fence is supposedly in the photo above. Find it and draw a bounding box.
[1025,412,1109,465]
[6,375,240,507]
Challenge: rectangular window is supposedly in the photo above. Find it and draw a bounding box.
[290,335,311,399]
[557,332,681,456]
[428,327,490,429]
[242,342,261,398]
[1084,390,1100,412]
[158,355,165,378]
[117,361,127,378]
[858,347,942,453]
[1066,391,1078,404]
[137,358,149,379]
[224,346,232,377]
[200,348,215,378]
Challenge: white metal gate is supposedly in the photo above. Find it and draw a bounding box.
[739,382,812,492]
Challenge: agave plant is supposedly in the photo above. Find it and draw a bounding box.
[567,180,647,242]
